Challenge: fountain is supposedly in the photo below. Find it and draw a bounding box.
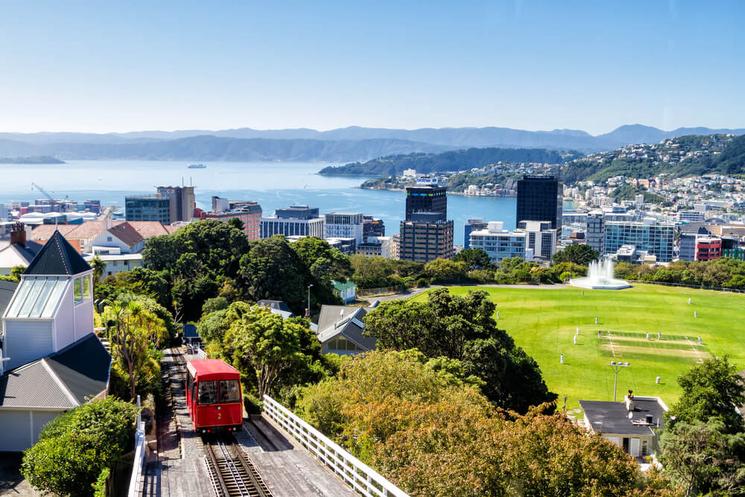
[569,257,631,290]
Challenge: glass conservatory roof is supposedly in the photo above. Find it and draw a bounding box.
[4,276,68,319]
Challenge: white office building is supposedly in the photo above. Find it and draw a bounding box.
[469,222,527,262]
[518,220,558,260]
[324,213,364,244]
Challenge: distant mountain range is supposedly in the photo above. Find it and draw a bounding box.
[0,124,743,162]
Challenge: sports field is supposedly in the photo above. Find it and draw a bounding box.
[419,284,745,411]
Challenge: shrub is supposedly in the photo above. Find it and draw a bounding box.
[22,398,138,497]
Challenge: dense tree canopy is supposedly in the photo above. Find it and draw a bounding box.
[552,244,599,266]
[297,350,676,497]
[22,398,139,497]
[202,303,332,401]
[424,258,468,283]
[453,248,493,270]
[100,294,169,400]
[291,237,352,284]
[364,288,555,412]
[660,357,745,496]
[668,356,745,435]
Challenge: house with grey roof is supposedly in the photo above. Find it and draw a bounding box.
[580,392,667,461]
[0,225,43,275]
[316,305,376,355]
[0,230,111,451]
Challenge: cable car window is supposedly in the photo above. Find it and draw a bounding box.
[198,381,217,404]
[218,380,241,403]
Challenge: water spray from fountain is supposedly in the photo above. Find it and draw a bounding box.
[569,257,631,290]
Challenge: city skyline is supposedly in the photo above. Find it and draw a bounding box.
[1,1,744,134]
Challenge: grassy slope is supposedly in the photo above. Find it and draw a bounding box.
[415,284,745,412]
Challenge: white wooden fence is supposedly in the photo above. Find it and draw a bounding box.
[262,395,409,497]
[127,395,147,497]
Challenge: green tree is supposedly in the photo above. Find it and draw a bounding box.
[424,258,468,283]
[297,350,674,497]
[95,267,172,311]
[552,244,599,265]
[660,420,743,496]
[21,398,138,497]
[364,288,555,412]
[223,304,326,398]
[141,234,181,272]
[291,236,352,283]
[90,255,105,283]
[668,356,745,434]
[238,236,315,314]
[102,295,168,400]
[453,248,493,270]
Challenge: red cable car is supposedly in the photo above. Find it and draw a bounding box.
[186,359,244,432]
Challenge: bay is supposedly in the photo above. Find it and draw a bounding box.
[0,160,516,246]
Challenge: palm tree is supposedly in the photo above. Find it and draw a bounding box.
[91,255,105,283]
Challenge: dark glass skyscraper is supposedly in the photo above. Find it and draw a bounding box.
[516,176,563,230]
[400,185,453,262]
[405,186,447,221]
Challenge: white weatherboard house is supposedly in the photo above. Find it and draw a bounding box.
[0,230,111,452]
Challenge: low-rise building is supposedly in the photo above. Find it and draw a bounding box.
[356,236,395,258]
[261,205,324,239]
[332,280,357,304]
[316,305,376,355]
[580,393,667,461]
[464,219,488,250]
[469,221,527,262]
[604,220,674,262]
[325,213,364,244]
[518,220,558,260]
[0,230,111,451]
[204,201,263,240]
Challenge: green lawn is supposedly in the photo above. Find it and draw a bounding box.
[417,284,745,412]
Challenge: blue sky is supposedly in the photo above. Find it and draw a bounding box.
[0,1,743,134]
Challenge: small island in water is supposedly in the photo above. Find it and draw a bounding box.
[0,156,66,164]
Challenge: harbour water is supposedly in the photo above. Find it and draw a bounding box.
[0,160,517,246]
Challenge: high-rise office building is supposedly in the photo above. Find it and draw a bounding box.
[468,221,527,261]
[516,176,563,230]
[604,220,674,262]
[405,185,447,221]
[464,219,488,249]
[324,213,364,244]
[362,216,385,241]
[261,205,324,238]
[204,201,263,240]
[586,211,605,255]
[518,220,558,260]
[399,186,453,262]
[157,186,196,223]
[125,196,171,223]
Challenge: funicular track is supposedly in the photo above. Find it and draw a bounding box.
[203,434,273,497]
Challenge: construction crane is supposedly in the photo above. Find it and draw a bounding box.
[30,182,58,202]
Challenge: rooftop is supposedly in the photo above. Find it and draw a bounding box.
[24,230,91,276]
[0,334,110,409]
[580,396,667,436]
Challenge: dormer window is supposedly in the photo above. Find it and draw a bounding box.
[73,276,91,305]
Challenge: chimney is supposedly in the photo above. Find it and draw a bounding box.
[624,389,635,411]
[10,222,26,247]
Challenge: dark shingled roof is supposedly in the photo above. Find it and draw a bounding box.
[46,334,111,404]
[25,230,91,276]
[9,240,44,265]
[0,334,110,409]
[317,305,376,352]
[580,397,666,436]
[0,280,18,317]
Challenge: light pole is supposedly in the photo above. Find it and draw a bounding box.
[609,361,630,401]
[306,283,314,318]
